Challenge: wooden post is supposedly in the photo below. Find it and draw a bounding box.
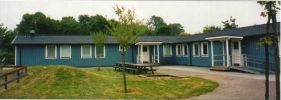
[17,71,20,83]
[211,41,214,67]
[4,75,7,89]
[157,45,160,63]
[226,39,230,67]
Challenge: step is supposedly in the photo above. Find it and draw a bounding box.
[229,66,261,74]
[210,66,230,71]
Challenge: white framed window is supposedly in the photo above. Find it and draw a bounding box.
[182,44,188,57]
[163,45,172,57]
[45,45,57,59]
[119,45,127,51]
[193,43,200,57]
[81,45,92,58]
[60,45,71,59]
[176,44,182,56]
[95,45,105,58]
[201,42,209,57]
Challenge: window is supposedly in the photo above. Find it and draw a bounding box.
[163,45,172,57]
[233,42,239,50]
[143,46,147,52]
[60,45,71,59]
[176,44,182,56]
[193,43,200,57]
[95,45,105,58]
[182,44,188,56]
[201,42,209,57]
[81,45,92,58]
[45,45,57,59]
[119,45,127,51]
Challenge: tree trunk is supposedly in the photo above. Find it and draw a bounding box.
[264,15,271,100]
[271,14,280,100]
[121,49,128,93]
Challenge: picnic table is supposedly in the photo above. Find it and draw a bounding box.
[114,63,159,74]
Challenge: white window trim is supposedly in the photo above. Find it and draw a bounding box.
[193,43,200,57]
[95,45,106,58]
[45,45,57,59]
[60,45,71,59]
[182,44,188,57]
[81,45,92,59]
[176,44,182,57]
[163,45,172,57]
[201,42,209,57]
[119,45,127,52]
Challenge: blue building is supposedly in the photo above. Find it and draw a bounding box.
[12,23,280,71]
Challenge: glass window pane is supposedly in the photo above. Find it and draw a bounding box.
[203,43,208,54]
[82,45,91,58]
[164,45,172,57]
[61,45,71,58]
[47,45,56,58]
[183,44,188,56]
[96,46,104,58]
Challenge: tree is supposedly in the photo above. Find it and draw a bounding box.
[168,23,184,35]
[203,25,222,33]
[111,6,147,93]
[147,15,167,31]
[60,16,82,35]
[257,1,281,100]
[92,31,107,71]
[17,12,47,35]
[79,15,91,35]
[0,24,16,64]
[221,16,238,30]
[89,15,112,34]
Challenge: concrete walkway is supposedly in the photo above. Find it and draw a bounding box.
[160,66,275,81]
[157,66,276,100]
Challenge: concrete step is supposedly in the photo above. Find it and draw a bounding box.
[210,66,230,71]
[229,66,262,74]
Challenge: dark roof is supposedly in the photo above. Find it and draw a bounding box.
[12,22,280,45]
[178,22,280,43]
[11,35,183,44]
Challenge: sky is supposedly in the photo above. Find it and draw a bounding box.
[0,0,280,34]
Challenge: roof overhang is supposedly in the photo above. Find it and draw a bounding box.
[135,42,162,45]
[205,36,243,41]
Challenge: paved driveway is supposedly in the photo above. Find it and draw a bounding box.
[157,66,276,100]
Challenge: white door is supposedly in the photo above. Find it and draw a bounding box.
[142,45,150,63]
[231,41,241,66]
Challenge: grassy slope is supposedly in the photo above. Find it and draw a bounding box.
[0,66,218,99]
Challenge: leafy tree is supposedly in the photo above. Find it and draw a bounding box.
[168,23,184,35]
[153,23,184,36]
[0,24,16,64]
[60,16,82,35]
[89,15,111,34]
[257,1,281,100]
[79,15,91,35]
[92,31,107,71]
[17,12,47,35]
[179,32,190,36]
[203,25,222,33]
[147,15,167,31]
[221,16,238,30]
[111,6,147,93]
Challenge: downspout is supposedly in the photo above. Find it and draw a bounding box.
[132,45,134,63]
[19,46,22,66]
[189,42,192,66]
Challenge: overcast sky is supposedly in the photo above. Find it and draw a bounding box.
[0,0,280,34]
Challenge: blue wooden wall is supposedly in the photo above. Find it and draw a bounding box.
[16,44,133,67]
[15,36,277,71]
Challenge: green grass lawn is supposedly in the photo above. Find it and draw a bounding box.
[0,65,218,99]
